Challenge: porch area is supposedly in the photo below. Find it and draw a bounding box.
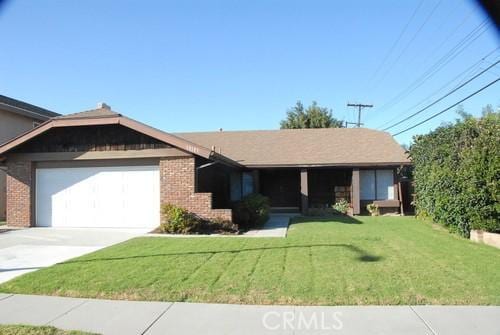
[256,167,402,215]
[195,163,403,216]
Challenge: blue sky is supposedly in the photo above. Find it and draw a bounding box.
[0,0,498,145]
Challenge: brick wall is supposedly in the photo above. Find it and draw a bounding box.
[6,161,32,227]
[160,157,232,221]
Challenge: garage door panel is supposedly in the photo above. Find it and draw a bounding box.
[36,166,159,228]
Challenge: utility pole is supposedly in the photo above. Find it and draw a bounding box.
[345,121,361,128]
[346,103,373,127]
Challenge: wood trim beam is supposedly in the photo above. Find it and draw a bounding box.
[7,148,191,162]
[398,181,404,215]
[300,168,309,214]
[352,168,360,215]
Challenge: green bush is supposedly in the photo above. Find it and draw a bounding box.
[160,204,239,234]
[332,199,350,214]
[366,203,379,216]
[233,193,270,229]
[409,109,500,236]
[160,203,202,234]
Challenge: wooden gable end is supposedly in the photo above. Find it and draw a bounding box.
[11,124,171,153]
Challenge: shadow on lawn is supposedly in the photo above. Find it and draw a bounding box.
[64,243,382,265]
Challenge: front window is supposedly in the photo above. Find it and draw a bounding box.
[230,172,254,201]
[360,169,394,200]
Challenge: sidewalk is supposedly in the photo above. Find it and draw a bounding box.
[244,213,297,237]
[0,294,499,335]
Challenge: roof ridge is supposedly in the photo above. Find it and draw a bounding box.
[175,127,385,135]
[54,108,121,120]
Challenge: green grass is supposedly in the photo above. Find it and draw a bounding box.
[0,325,97,335]
[1,216,499,305]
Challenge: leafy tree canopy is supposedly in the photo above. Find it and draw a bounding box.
[280,101,343,129]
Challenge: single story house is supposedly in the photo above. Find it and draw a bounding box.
[0,104,410,229]
[0,95,60,220]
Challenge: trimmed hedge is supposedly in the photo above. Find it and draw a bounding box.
[409,110,499,236]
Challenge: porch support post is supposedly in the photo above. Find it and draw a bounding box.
[352,168,360,215]
[300,168,308,214]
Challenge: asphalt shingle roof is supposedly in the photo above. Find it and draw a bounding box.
[176,128,410,167]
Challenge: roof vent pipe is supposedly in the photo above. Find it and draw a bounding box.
[97,102,111,110]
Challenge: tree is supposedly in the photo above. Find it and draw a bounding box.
[280,101,343,129]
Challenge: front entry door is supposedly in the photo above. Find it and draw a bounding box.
[260,169,300,208]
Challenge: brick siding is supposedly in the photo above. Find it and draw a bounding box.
[160,157,232,221]
[6,161,32,227]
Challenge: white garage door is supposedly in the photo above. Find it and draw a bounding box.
[36,165,160,228]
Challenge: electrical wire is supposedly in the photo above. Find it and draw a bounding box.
[383,60,499,131]
[375,20,490,114]
[392,77,500,136]
[375,47,499,129]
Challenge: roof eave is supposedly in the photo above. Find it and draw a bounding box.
[243,161,412,168]
[0,102,59,121]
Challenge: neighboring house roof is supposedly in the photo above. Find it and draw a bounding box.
[177,128,410,167]
[0,94,60,121]
[0,105,241,167]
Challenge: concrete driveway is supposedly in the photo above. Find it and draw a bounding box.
[0,228,148,284]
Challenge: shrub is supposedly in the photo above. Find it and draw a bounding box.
[233,193,270,229]
[160,203,202,234]
[409,109,500,236]
[204,217,239,234]
[366,203,379,216]
[160,204,239,234]
[332,199,350,214]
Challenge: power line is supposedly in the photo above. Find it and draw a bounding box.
[364,6,475,125]
[375,20,490,114]
[415,8,475,74]
[364,0,424,90]
[378,20,489,113]
[376,47,499,129]
[373,0,443,88]
[392,77,500,136]
[383,60,499,131]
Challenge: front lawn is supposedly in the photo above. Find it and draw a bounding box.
[1,216,499,305]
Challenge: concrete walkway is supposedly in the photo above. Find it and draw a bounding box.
[0,228,147,283]
[244,213,298,237]
[0,294,499,335]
